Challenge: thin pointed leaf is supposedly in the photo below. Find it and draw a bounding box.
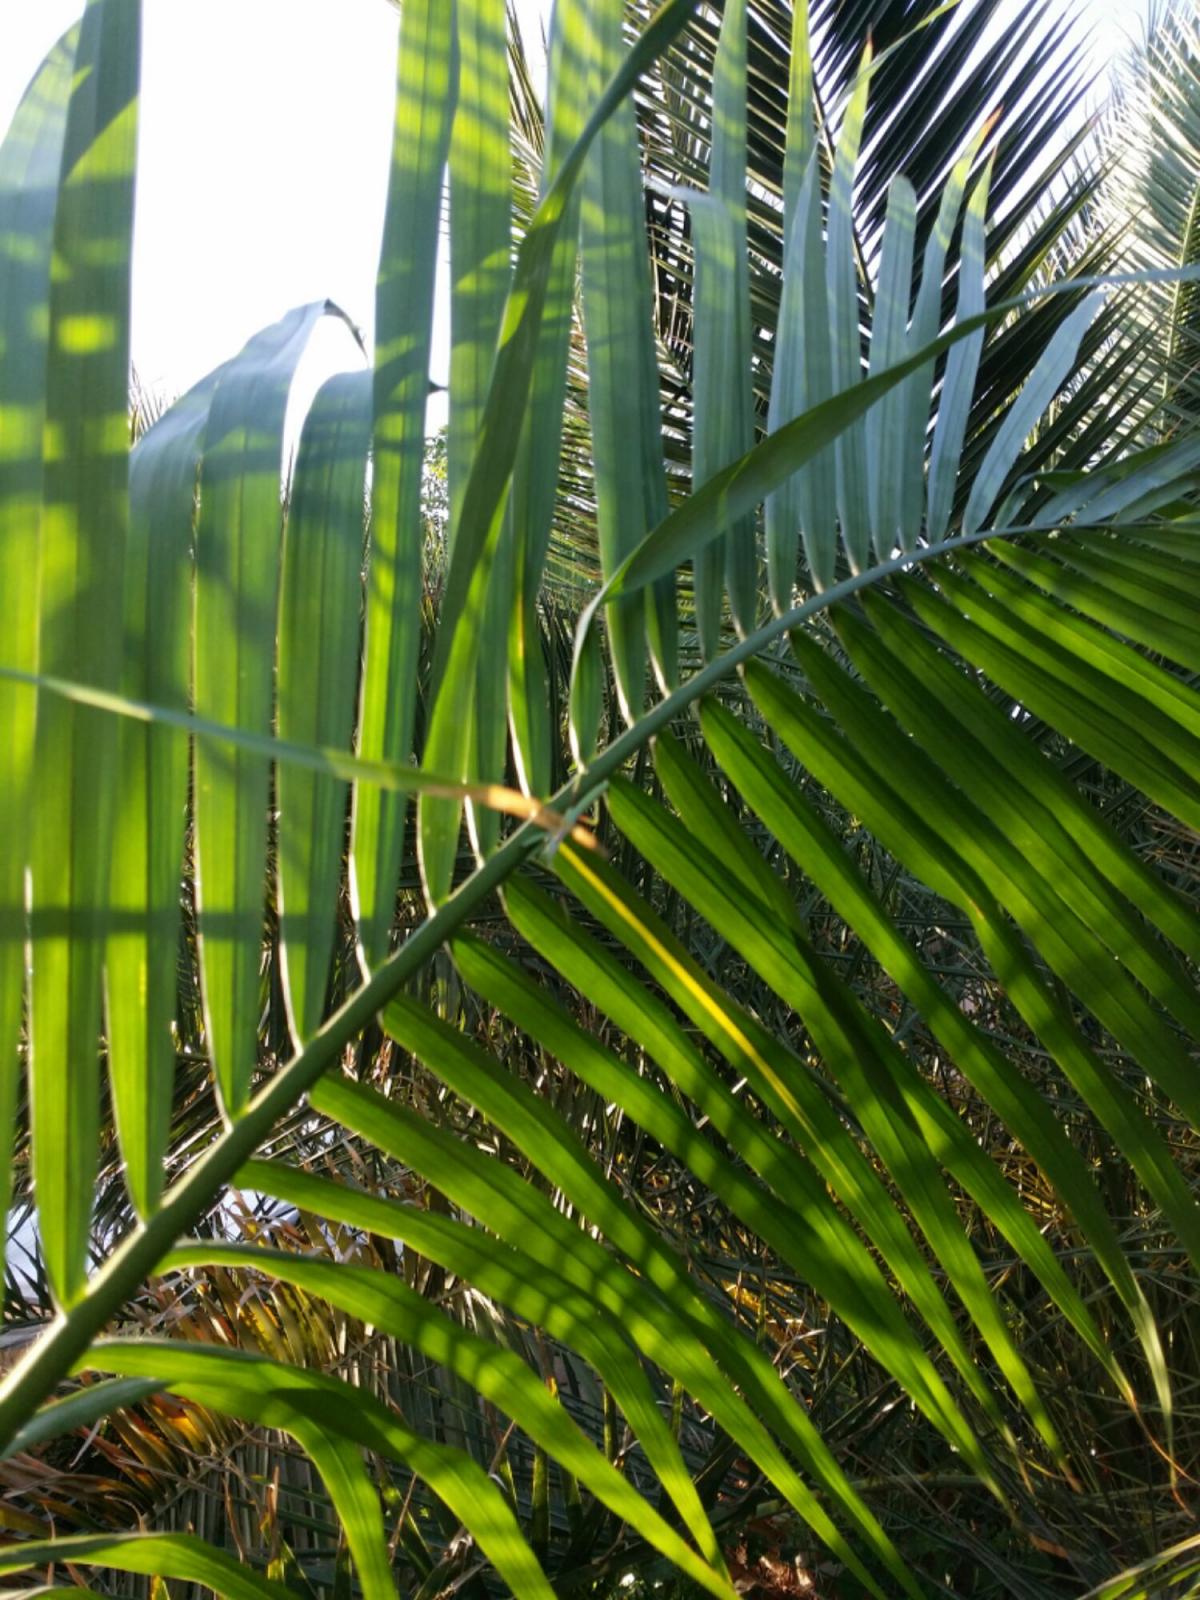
[851,591,1200,1042]
[926,158,992,539]
[29,0,139,1307]
[193,301,332,1117]
[827,44,872,571]
[867,176,916,558]
[776,627,1200,1288]
[0,23,78,1267]
[81,1344,394,1600]
[0,1378,162,1462]
[450,0,514,860]
[592,276,1105,611]
[356,0,457,958]
[898,126,989,545]
[457,906,1014,1480]
[991,535,1200,674]
[0,1534,296,1600]
[780,0,814,226]
[766,151,836,598]
[691,0,755,649]
[702,685,1151,1407]
[916,561,1200,832]
[509,0,591,798]
[419,0,701,899]
[5,661,592,833]
[110,362,227,1217]
[311,1071,912,1600]
[234,1157,725,1577]
[606,774,1058,1465]
[580,0,669,721]
[167,1243,734,1600]
[1034,438,1200,527]
[277,369,371,1044]
[962,295,1103,535]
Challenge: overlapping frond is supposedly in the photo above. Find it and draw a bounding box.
[1,2,1198,1597]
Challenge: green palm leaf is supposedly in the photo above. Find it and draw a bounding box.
[4,2,1200,1594]
[0,21,79,1267]
[28,0,139,1307]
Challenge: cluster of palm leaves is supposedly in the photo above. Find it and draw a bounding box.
[2,0,1200,1595]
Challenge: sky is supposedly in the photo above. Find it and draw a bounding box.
[1,0,1141,416]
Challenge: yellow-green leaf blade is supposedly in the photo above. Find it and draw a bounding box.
[193,301,331,1117]
[0,22,79,1270]
[29,0,140,1307]
[277,368,371,1044]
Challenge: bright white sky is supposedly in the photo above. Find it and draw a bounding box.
[0,0,548,417]
[1,0,1137,415]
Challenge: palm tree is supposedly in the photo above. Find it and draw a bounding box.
[2,1,1200,1597]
